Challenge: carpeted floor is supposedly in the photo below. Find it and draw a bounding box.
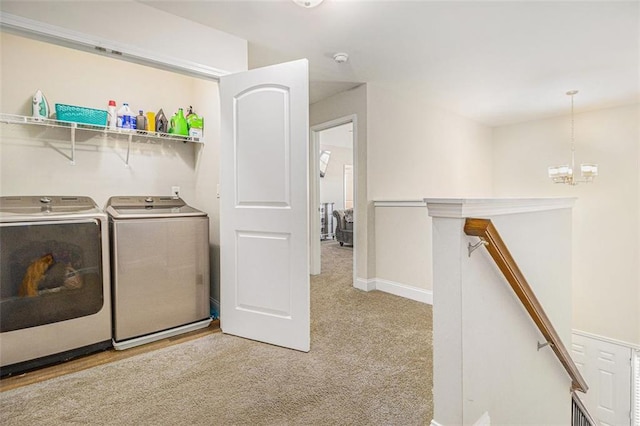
[0,241,433,425]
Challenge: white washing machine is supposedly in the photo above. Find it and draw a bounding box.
[106,196,211,350]
[0,196,112,377]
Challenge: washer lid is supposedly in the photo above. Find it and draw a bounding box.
[0,196,99,215]
[105,196,206,219]
[106,196,186,209]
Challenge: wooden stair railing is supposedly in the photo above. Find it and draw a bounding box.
[464,218,589,393]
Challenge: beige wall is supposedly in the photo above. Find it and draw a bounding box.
[0,32,213,204]
[367,83,493,200]
[492,104,640,345]
[374,206,431,290]
[368,83,493,293]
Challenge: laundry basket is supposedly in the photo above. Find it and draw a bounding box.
[55,104,108,126]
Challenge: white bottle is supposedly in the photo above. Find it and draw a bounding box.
[108,100,117,130]
[118,102,133,130]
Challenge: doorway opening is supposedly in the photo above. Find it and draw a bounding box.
[310,116,357,285]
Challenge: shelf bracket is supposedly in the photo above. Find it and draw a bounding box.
[125,133,132,167]
[70,123,77,165]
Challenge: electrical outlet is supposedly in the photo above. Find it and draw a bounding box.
[171,186,180,198]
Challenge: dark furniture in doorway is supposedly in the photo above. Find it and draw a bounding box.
[333,208,353,246]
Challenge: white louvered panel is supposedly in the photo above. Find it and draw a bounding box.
[633,350,639,426]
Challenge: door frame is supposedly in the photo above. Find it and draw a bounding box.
[310,114,357,287]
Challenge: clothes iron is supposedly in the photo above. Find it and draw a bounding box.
[32,90,50,121]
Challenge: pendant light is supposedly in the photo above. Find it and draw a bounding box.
[548,90,598,185]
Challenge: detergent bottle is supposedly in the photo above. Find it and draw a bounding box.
[169,108,189,136]
[118,103,133,130]
[107,100,117,130]
[136,110,147,132]
[186,107,204,138]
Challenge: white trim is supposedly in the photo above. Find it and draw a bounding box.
[0,12,230,80]
[473,412,491,426]
[375,278,433,304]
[309,128,321,275]
[373,199,427,208]
[354,277,376,292]
[572,329,640,351]
[425,197,576,218]
[311,115,358,133]
[112,318,212,350]
[430,420,444,426]
[354,277,433,305]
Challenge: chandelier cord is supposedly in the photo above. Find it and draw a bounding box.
[570,93,574,150]
[570,92,576,174]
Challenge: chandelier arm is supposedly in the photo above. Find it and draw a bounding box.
[570,92,576,175]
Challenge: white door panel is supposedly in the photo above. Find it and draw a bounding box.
[220,59,310,352]
[235,86,290,206]
[572,333,632,426]
[236,231,291,317]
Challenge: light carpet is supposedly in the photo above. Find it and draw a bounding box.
[1,241,433,425]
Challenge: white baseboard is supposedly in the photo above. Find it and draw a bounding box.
[113,318,212,350]
[354,277,433,305]
[430,413,490,425]
[354,277,376,292]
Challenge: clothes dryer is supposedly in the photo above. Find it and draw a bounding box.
[0,196,112,376]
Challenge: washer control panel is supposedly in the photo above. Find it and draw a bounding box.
[106,196,186,209]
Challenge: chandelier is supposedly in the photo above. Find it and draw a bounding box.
[548,90,598,185]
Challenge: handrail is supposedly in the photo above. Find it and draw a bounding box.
[464,218,588,393]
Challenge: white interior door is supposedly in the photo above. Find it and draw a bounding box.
[219,59,310,352]
[572,333,632,425]
[344,164,354,209]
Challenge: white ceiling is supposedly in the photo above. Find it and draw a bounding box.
[142,0,639,127]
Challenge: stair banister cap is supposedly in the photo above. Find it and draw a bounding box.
[425,197,576,218]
